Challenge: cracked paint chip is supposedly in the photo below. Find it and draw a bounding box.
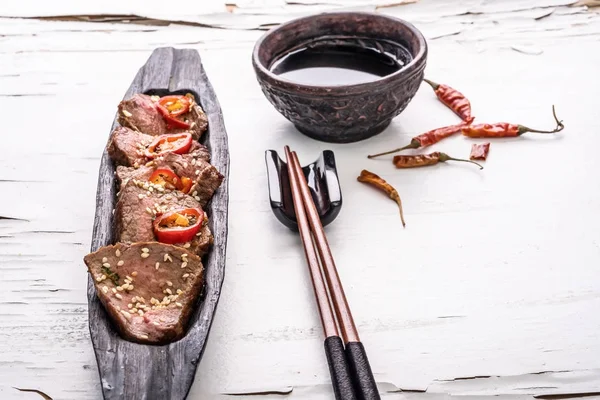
[14,388,53,399]
[222,386,293,396]
[511,44,544,55]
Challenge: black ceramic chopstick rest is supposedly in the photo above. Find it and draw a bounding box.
[265,149,342,230]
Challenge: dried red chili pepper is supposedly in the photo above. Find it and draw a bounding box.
[357,170,406,227]
[462,106,563,138]
[423,78,474,123]
[393,152,483,170]
[470,143,490,161]
[368,122,468,158]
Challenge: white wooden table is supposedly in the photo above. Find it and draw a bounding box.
[1,0,600,399]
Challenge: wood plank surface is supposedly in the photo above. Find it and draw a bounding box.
[0,0,599,399]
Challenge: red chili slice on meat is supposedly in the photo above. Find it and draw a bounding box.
[148,168,193,194]
[149,168,180,190]
[163,115,191,130]
[157,95,191,129]
[145,133,192,158]
[179,177,193,194]
[158,95,191,117]
[153,208,203,244]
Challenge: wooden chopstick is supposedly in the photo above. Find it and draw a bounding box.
[284,146,358,400]
[288,149,381,400]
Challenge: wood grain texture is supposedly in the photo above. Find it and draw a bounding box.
[2,1,600,399]
[87,47,229,400]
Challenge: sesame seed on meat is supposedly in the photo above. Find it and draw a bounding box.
[116,152,221,208]
[90,93,214,345]
[114,180,213,257]
[116,93,208,141]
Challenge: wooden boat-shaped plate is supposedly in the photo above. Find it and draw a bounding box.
[87,47,229,400]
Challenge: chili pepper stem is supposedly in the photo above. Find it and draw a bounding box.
[390,192,406,227]
[518,105,564,135]
[438,153,483,169]
[423,78,440,90]
[367,139,420,159]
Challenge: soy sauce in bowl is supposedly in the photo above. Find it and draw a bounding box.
[252,12,428,143]
[270,43,412,86]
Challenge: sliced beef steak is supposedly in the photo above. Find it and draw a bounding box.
[118,93,165,136]
[115,180,213,256]
[115,152,223,207]
[183,101,209,140]
[107,126,210,167]
[118,93,208,140]
[107,127,151,167]
[84,242,204,344]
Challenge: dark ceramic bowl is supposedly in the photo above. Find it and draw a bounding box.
[252,12,427,143]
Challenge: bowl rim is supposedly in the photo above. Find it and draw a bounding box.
[252,11,427,96]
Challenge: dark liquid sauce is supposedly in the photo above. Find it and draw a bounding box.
[270,43,412,86]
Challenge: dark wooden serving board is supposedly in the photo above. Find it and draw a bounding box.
[87,47,229,400]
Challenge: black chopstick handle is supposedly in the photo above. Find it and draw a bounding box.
[345,341,381,400]
[324,336,358,400]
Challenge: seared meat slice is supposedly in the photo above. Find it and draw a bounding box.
[107,127,150,167]
[115,180,213,256]
[118,93,208,140]
[118,94,165,136]
[107,126,211,167]
[84,242,204,344]
[115,153,223,207]
[181,100,209,140]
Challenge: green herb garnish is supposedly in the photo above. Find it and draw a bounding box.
[101,266,120,285]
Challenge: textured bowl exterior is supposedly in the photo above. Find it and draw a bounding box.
[258,66,425,143]
[252,12,428,143]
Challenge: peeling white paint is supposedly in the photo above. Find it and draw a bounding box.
[1,0,599,399]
